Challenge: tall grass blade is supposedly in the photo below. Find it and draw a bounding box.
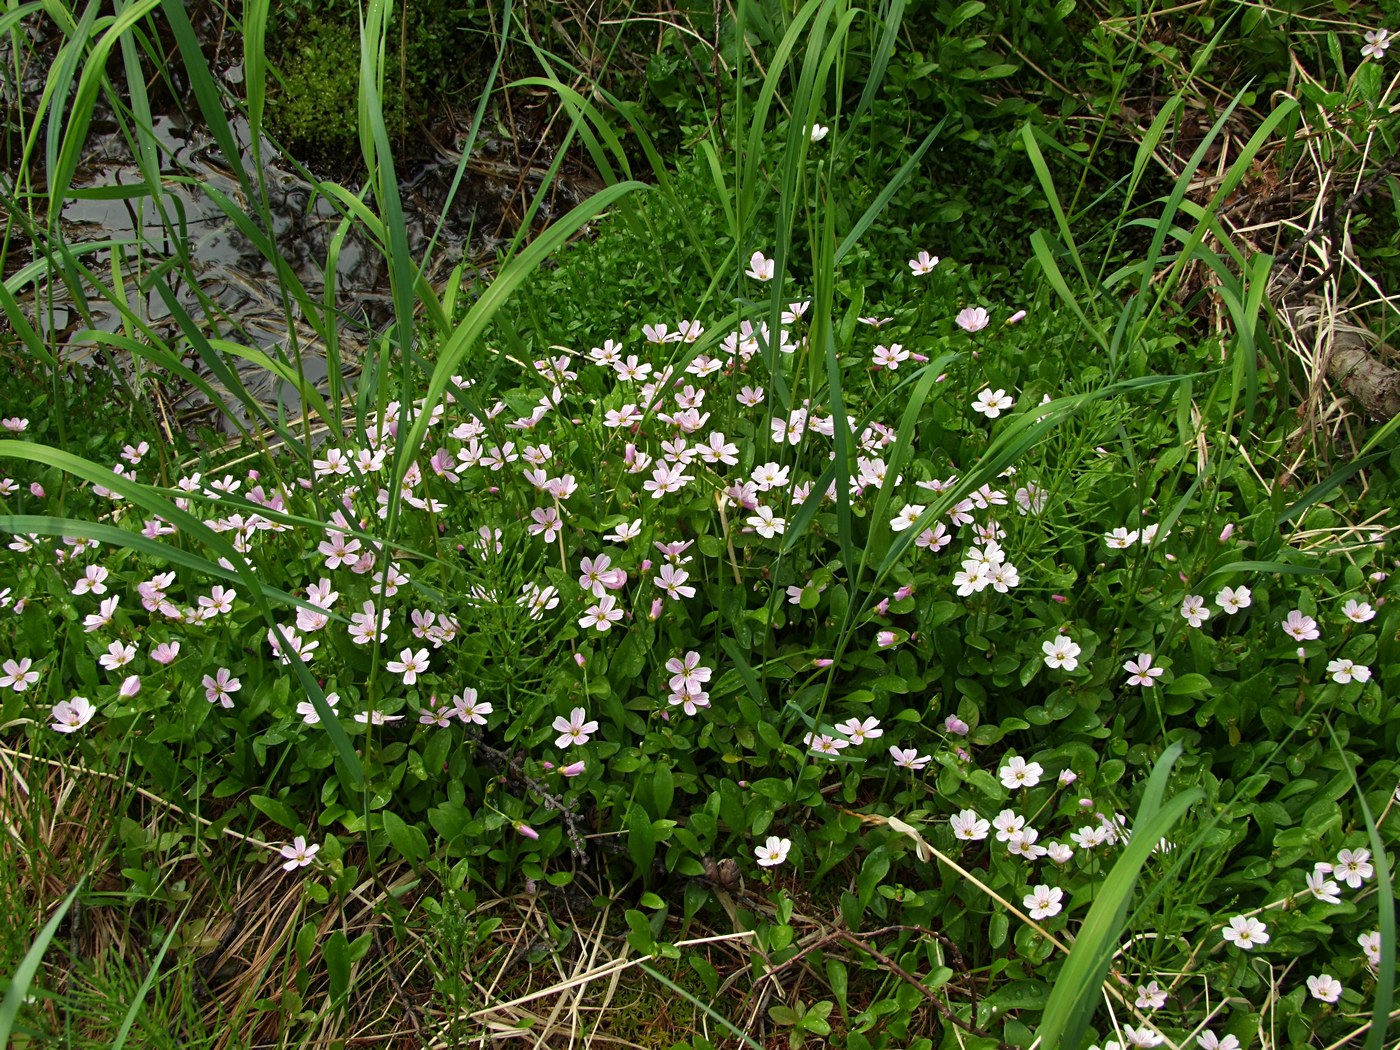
[1038,744,1202,1049]
[109,901,190,1050]
[0,880,83,1045]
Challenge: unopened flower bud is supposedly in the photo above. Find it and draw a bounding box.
[515,822,539,840]
[120,675,141,698]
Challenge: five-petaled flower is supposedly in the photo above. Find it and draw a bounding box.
[1042,636,1080,670]
[1216,585,1252,614]
[956,306,989,332]
[1331,847,1374,888]
[386,647,430,685]
[908,250,939,275]
[1361,28,1391,60]
[889,746,931,770]
[0,657,39,691]
[746,251,775,281]
[50,696,97,733]
[279,835,319,871]
[202,667,241,708]
[1180,594,1210,627]
[1123,653,1164,687]
[553,707,598,748]
[755,835,791,867]
[1307,973,1343,1003]
[1222,914,1269,950]
[1000,756,1044,789]
[1023,884,1063,920]
[972,388,1014,418]
[951,809,989,840]
[1327,658,1371,684]
[1281,609,1320,642]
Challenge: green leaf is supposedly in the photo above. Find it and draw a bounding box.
[323,931,352,1005]
[1166,673,1213,696]
[381,810,428,865]
[249,794,299,831]
[628,803,657,876]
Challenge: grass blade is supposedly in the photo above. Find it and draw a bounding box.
[1038,744,1202,1049]
[0,881,83,1045]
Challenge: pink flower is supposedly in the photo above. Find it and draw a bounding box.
[553,707,598,748]
[516,822,540,840]
[50,696,96,733]
[1280,609,1320,642]
[956,307,990,333]
[202,667,241,708]
[278,835,319,871]
[1123,653,1164,687]
[150,641,181,665]
[119,675,141,698]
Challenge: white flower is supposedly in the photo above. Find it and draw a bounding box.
[1123,653,1163,687]
[1123,1026,1164,1048]
[1135,981,1167,1009]
[746,506,786,538]
[1042,635,1080,671]
[1221,914,1269,950]
[385,647,430,685]
[50,696,97,733]
[808,123,829,142]
[746,251,775,281]
[950,809,989,840]
[1361,28,1391,60]
[1180,594,1210,627]
[956,306,989,332]
[1023,884,1063,920]
[835,716,883,744]
[1326,658,1371,684]
[755,835,791,867]
[999,756,1044,789]
[908,250,939,275]
[1105,527,1139,549]
[1342,598,1375,623]
[971,388,1013,418]
[890,504,926,532]
[1332,847,1373,888]
[1216,585,1252,614]
[992,809,1025,842]
[1358,930,1381,967]
[1306,865,1342,904]
[889,746,931,770]
[1306,973,1342,1003]
[1196,1033,1240,1050]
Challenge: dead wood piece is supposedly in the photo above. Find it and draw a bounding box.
[1327,329,1400,422]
